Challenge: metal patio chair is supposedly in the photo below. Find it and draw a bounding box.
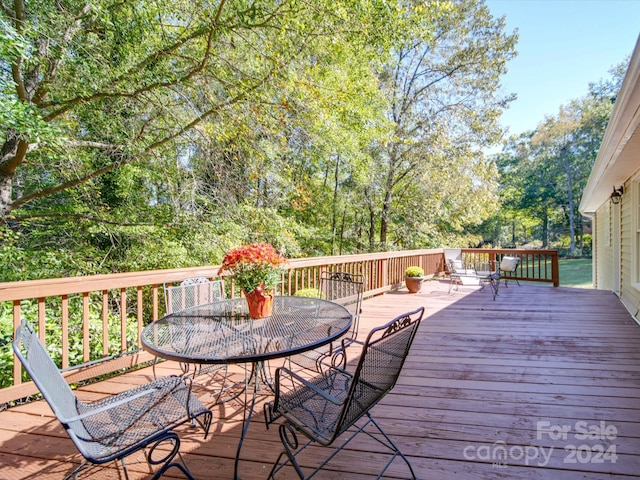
[498,255,521,288]
[288,271,365,372]
[163,276,245,404]
[450,256,520,301]
[264,306,424,479]
[13,319,212,480]
[164,276,224,315]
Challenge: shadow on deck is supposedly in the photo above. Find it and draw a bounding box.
[1,279,639,479]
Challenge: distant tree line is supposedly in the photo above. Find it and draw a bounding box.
[476,63,626,256]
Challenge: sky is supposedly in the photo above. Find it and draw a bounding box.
[485,0,640,137]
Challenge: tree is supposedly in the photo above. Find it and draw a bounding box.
[489,62,623,251]
[370,0,517,248]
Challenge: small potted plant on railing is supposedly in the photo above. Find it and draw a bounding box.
[405,266,425,293]
[218,243,286,318]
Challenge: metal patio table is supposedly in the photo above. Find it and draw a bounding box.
[141,295,352,479]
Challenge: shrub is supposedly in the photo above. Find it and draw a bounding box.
[293,288,323,298]
[405,266,424,277]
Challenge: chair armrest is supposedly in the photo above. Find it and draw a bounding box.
[276,367,348,406]
[61,386,161,424]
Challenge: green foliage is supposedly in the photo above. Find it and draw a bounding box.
[405,266,424,277]
[293,288,322,298]
[0,293,140,387]
[231,262,283,293]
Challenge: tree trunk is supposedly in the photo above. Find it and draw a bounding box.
[0,173,13,221]
[379,153,397,248]
[541,206,549,248]
[369,206,376,251]
[364,188,376,251]
[380,195,390,247]
[338,207,346,255]
[0,136,28,221]
[330,155,340,255]
[562,147,576,254]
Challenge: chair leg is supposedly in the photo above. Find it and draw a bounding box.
[503,276,521,288]
[64,459,92,480]
[448,275,460,295]
[366,414,417,480]
[268,414,417,480]
[147,432,197,480]
[269,423,307,479]
[490,278,499,300]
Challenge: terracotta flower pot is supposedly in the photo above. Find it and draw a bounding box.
[405,276,424,293]
[243,284,275,318]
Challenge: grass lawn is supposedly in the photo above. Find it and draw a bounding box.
[559,257,592,288]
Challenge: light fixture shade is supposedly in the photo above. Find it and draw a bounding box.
[611,186,624,204]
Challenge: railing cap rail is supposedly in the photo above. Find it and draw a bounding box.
[0,248,556,302]
[0,249,444,301]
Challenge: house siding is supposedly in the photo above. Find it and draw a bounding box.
[594,204,614,291]
[579,35,640,323]
[619,179,640,319]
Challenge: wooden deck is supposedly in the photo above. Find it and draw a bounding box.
[1,279,640,479]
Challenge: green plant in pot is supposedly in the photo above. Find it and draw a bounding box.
[405,266,425,293]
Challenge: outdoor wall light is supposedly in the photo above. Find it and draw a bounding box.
[610,186,624,204]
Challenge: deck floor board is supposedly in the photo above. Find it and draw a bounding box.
[1,280,640,479]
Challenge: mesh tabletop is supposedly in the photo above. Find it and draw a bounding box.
[141,296,352,364]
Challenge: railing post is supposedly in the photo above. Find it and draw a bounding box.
[552,252,560,287]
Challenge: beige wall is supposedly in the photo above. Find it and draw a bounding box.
[593,202,614,291]
[592,179,640,321]
[618,179,640,319]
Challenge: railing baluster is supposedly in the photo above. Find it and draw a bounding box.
[137,287,143,348]
[120,288,127,353]
[102,290,109,357]
[61,295,68,369]
[37,298,45,344]
[152,284,159,322]
[83,292,90,363]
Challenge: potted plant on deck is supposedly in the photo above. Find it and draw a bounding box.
[218,243,286,318]
[405,266,425,293]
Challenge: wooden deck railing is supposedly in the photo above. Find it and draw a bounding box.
[460,249,560,287]
[0,248,558,404]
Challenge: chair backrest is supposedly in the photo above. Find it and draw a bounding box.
[320,271,365,339]
[500,256,520,273]
[164,276,224,314]
[448,258,465,273]
[443,248,462,273]
[13,320,79,422]
[335,306,423,438]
